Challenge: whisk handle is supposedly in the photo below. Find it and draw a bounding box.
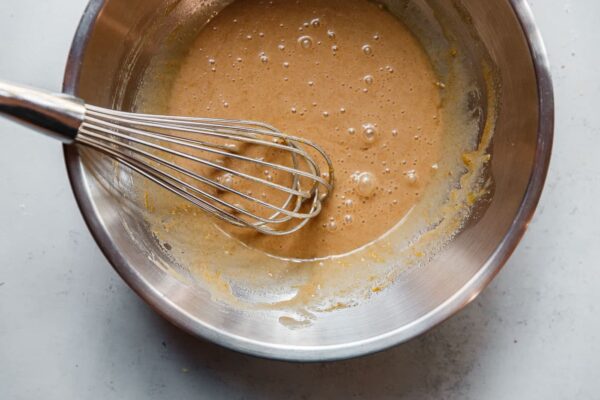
[0,80,85,144]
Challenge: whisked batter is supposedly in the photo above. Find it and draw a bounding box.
[135,0,492,317]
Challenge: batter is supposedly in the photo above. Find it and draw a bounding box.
[165,0,443,259]
[134,0,494,317]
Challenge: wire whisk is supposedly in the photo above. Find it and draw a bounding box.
[0,81,334,235]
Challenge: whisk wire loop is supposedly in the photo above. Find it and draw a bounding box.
[77,105,333,235]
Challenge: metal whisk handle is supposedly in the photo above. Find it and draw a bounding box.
[0,80,85,143]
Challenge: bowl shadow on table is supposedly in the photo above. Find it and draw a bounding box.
[133,267,529,399]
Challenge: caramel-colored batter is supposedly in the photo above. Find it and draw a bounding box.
[135,0,495,319]
[166,0,443,259]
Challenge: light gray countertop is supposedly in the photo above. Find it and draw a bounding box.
[0,1,598,399]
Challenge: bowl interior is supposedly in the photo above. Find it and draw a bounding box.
[64,0,547,360]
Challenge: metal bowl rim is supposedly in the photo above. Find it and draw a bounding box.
[62,0,554,362]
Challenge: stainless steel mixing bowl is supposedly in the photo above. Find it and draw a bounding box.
[63,0,553,361]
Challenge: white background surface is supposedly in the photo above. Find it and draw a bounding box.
[0,1,597,399]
